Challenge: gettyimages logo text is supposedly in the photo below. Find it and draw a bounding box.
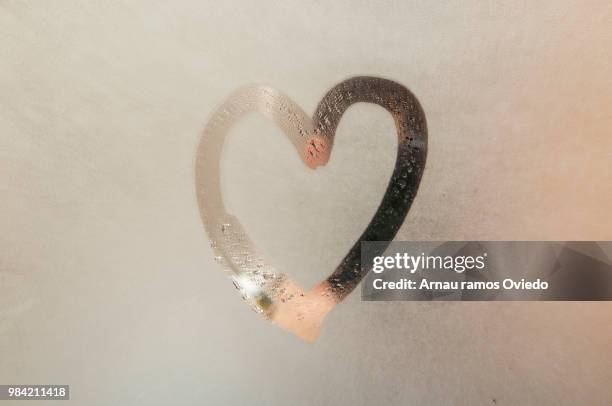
[371,252,488,274]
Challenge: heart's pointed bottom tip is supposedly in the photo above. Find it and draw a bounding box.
[267,280,336,342]
[275,321,322,343]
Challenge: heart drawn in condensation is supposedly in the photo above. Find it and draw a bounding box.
[195,76,427,341]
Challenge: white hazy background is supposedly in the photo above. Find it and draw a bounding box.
[1,1,611,405]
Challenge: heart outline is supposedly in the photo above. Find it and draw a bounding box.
[195,76,427,339]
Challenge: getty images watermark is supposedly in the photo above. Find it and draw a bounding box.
[361,241,612,301]
[370,251,548,291]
